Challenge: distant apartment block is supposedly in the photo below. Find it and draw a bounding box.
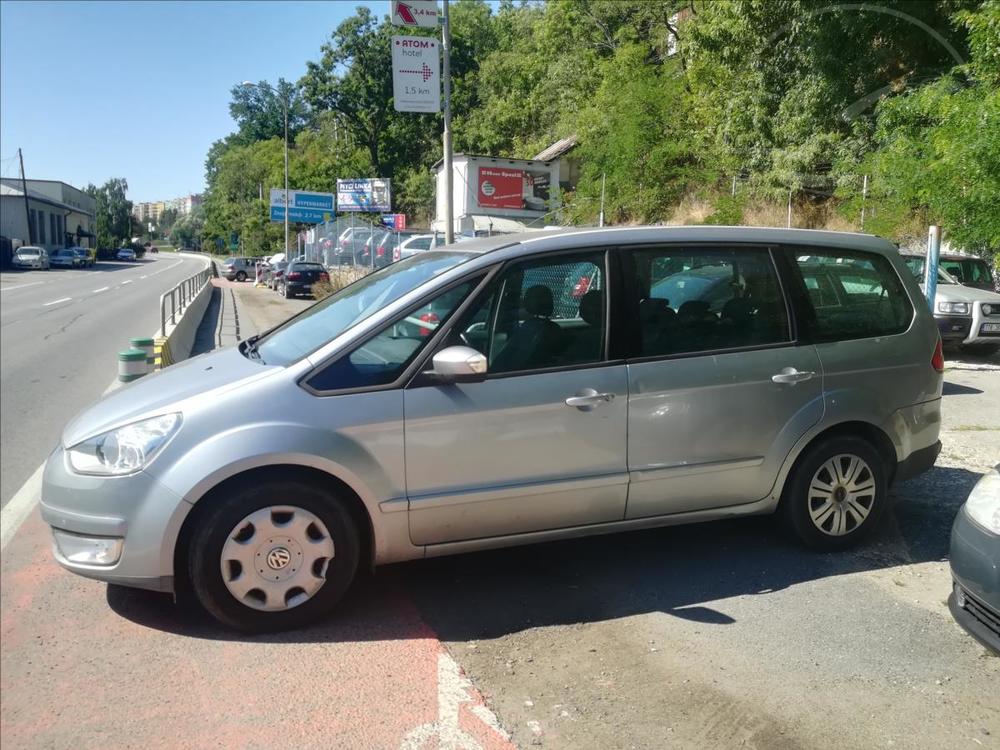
[133,194,202,223]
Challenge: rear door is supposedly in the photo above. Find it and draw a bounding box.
[623,245,824,518]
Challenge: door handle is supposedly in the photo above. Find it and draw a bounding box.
[565,389,615,410]
[771,367,816,385]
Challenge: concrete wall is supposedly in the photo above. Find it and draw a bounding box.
[158,253,214,364]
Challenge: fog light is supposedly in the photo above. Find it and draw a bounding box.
[52,529,123,566]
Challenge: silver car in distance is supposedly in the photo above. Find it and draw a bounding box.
[42,227,944,631]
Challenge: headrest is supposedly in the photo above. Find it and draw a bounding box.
[524,285,554,317]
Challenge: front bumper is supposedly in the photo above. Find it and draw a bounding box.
[949,508,1000,654]
[938,305,1000,346]
[40,446,193,593]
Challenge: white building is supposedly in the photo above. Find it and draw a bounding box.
[0,178,96,251]
[432,153,563,236]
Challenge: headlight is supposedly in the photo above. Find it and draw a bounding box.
[938,301,970,315]
[983,304,994,316]
[67,413,181,476]
[964,468,1000,535]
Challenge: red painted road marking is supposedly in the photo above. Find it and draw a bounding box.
[1,511,514,749]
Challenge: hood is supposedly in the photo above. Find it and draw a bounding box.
[62,346,280,448]
[932,284,1000,304]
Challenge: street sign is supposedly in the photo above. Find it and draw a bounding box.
[337,179,392,213]
[391,0,439,28]
[381,213,407,230]
[269,189,334,224]
[392,35,440,113]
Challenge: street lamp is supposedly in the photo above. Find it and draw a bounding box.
[242,80,289,257]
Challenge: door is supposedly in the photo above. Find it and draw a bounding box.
[623,245,823,518]
[405,251,629,546]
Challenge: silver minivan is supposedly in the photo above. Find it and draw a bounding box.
[42,227,944,631]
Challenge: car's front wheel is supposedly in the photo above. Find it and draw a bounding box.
[188,479,360,632]
[781,436,888,551]
[236,271,247,282]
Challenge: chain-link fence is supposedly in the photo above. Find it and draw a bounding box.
[298,217,420,273]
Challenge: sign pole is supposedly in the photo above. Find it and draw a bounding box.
[926,225,941,312]
[442,0,454,245]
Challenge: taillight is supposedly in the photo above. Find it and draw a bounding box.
[418,312,439,336]
[319,272,329,281]
[931,337,944,373]
[377,246,385,257]
[571,275,591,298]
[393,248,401,261]
[287,271,302,280]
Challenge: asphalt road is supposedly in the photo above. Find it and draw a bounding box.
[0,253,208,508]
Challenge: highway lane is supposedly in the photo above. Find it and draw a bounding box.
[0,254,208,508]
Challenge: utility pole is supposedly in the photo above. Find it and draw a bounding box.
[598,172,606,228]
[442,0,454,245]
[283,89,290,258]
[18,148,33,244]
[860,173,869,232]
[786,187,793,228]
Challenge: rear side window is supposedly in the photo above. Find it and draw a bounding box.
[792,250,913,342]
[628,247,791,357]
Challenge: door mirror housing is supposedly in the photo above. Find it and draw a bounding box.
[430,346,488,383]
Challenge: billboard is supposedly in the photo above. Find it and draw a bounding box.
[477,166,550,212]
[269,189,335,224]
[337,178,392,213]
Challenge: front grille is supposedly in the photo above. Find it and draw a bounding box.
[959,586,1000,638]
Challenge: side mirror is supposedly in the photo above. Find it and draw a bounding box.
[430,346,488,383]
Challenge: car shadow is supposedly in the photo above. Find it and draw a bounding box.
[106,465,983,643]
[943,381,984,396]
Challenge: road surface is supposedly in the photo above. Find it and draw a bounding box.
[0,254,206,508]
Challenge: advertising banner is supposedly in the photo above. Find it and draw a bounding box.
[337,179,392,213]
[477,167,525,209]
[381,214,407,230]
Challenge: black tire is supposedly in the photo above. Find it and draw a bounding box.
[236,270,247,282]
[283,284,293,299]
[780,435,888,551]
[188,479,361,632]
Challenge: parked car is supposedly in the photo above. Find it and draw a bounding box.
[116,247,136,262]
[394,232,445,262]
[50,248,83,268]
[948,465,1000,654]
[335,226,377,264]
[12,246,49,270]
[901,251,1000,355]
[71,247,95,268]
[938,253,996,291]
[278,261,330,299]
[41,226,943,632]
[266,260,288,290]
[220,257,259,282]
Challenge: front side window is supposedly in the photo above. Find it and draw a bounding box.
[307,280,477,391]
[256,250,475,366]
[794,250,913,341]
[443,252,606,374]
[630,247,790,357]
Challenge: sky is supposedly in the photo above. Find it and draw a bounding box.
[0,0,381,202]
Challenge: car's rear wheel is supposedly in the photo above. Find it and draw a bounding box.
[284,284,293,299]
[781,436,888,551]
[236,271,247,282]
[189,479,360,632]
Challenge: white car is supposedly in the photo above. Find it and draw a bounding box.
[393,233,445,262]
[12,246,50,270]
[902,252,1000,355]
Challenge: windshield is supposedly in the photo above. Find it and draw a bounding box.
[903,257,958,285]
[16,249,39,256]
[255,251,475,365]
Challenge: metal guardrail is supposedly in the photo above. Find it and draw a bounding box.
[160,265,213,335]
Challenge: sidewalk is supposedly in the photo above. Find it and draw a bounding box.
[191,278,310,355]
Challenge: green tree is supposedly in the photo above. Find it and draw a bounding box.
[84,178,133,249]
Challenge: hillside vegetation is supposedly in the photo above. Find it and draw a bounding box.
[202,0,999,258]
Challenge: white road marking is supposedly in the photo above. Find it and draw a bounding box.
[1,463,45,550]
[0,281,44,292]
[121,280,133,285]
[43,297,71,306]
[140,275,148,279]
[400,651,511,749]
[91,287,109,294]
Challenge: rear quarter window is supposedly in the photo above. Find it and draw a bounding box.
[792,250,913,342]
